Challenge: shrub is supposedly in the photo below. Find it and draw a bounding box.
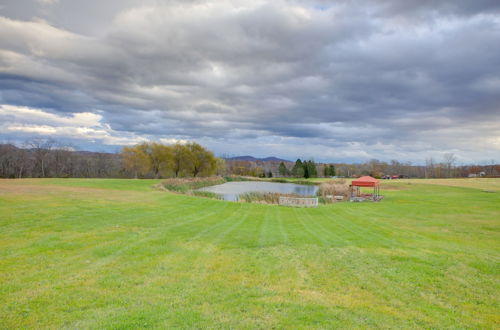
[318,181,350,202]
[318,196,329,204]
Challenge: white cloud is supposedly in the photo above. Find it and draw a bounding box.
[159,138,188,145]
[0,105,148,146]
[36,0,60,5]
[0,104,102,127]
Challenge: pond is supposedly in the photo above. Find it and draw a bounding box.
[197,181,319,201]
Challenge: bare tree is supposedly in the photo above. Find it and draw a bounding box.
[425,157,435,178]
[443,153,456,178]
[50,143,74,177]
[25,138,55,178]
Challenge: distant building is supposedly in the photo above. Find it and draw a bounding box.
[382,175,403,180]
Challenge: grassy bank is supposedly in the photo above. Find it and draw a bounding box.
[0,178,499,328]
[396,177,500,192]
[160,176,226,194]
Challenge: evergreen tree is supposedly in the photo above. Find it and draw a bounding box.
[278,162,288,177]
[292,159,304,178]
[310,160,318,177]
[329,164,336,176]
[304,160,317,178]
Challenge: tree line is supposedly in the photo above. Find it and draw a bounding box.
[223,156,500,179]
[1,140,499,179]
[0,140,122,179]
[334,156,500,178]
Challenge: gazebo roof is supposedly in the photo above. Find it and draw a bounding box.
[352,176,379,187]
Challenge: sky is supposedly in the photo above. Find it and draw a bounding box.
[0,0,499,164]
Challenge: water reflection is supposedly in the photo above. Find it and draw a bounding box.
[197,181,318,201]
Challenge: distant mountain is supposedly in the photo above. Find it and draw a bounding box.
[225,155,291,163]
[260,157,291,162]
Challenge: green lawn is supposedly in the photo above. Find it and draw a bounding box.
[0,178,499,328]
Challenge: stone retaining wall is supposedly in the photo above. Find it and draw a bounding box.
[279,196,318,207]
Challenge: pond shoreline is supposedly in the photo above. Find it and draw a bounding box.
[157,176,321,203]
[157,176,353,205]
[198,180,319,201]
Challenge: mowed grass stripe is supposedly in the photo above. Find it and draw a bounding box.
[276,207,290,244]
[263,206,289,246]
[257,206,290,247]
[257,207,272,247]
[185,202,245,242]
[293,207,330,246]
[326,206,400,248]
[295,207,352,247]
[219,204,266,248]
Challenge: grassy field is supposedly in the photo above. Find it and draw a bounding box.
[0,178,499,328]
[396,177,500,192]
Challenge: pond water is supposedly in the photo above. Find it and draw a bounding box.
[197,181,319,201]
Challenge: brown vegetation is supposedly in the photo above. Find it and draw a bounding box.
[239,192,305,204]
[317,180,350,201]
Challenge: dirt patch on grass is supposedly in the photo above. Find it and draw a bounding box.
[0,183,111,195]
[1,183,69,195]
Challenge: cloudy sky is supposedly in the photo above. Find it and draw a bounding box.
[1,0,499,164]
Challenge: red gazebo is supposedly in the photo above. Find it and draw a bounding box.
[351,176,380,200]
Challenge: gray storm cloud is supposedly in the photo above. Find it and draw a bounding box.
[0,0,499,163]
